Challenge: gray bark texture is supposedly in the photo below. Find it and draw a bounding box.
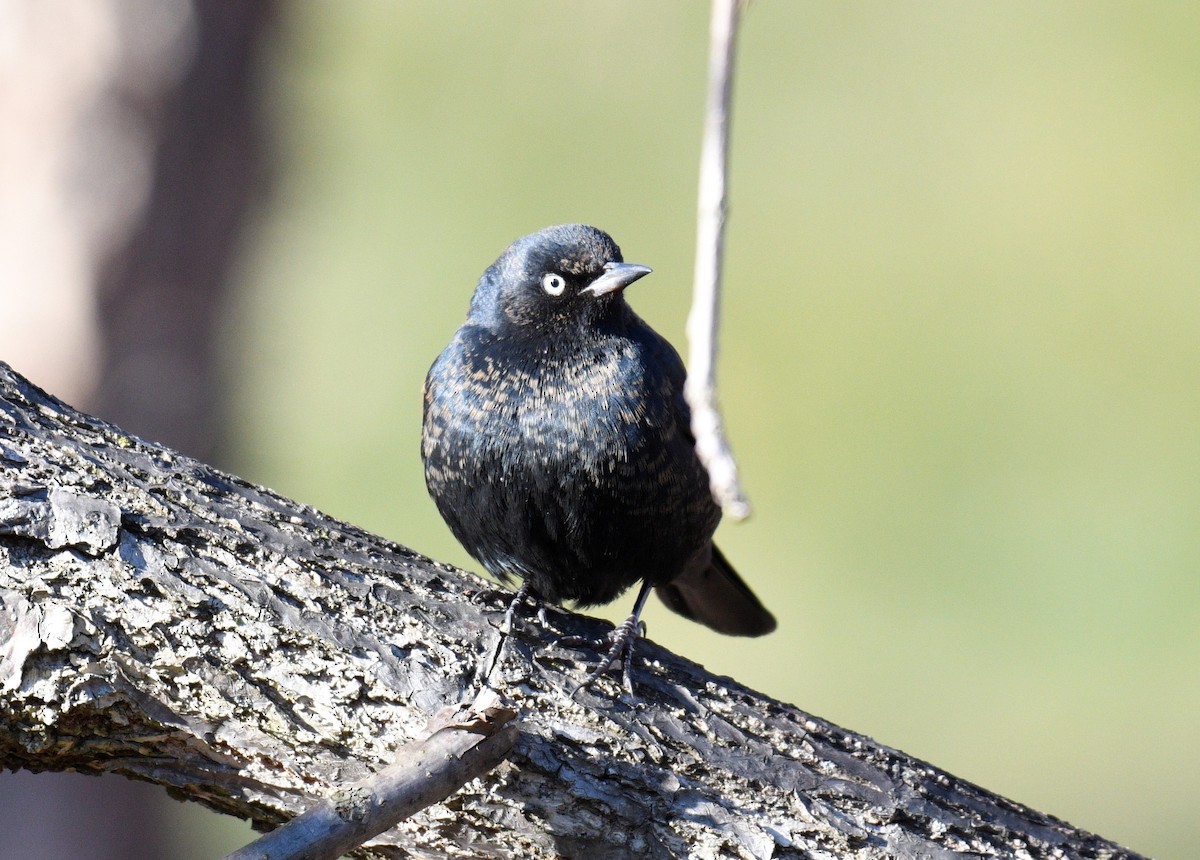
[0,362,1146,860]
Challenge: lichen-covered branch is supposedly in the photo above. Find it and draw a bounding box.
[0,362,1145,860]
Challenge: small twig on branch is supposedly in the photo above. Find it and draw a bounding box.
[224,693,518,860]
[686,0,751,520]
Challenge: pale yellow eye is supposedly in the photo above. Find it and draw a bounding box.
[541,273,566,296]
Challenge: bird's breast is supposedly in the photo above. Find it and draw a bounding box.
[426,334,669,480]
[513,349,651,461]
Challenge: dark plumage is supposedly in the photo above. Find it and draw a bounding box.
[422,224,775,690]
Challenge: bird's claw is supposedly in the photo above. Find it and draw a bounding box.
[560,614,645,700]
[469,586,508,608]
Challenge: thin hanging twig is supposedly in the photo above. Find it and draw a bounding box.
[685,0,751,520]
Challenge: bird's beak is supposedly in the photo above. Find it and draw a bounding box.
[582,261,653,297]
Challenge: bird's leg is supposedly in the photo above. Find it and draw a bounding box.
[482,580,540,685]
[565,580,653,699]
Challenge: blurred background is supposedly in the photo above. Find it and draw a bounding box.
[1,1,1196,858]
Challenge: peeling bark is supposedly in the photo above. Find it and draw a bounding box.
[0,362,1146,860]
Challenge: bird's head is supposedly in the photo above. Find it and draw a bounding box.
[469,224,652,336]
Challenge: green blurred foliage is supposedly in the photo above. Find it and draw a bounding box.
[223,3,1199,857]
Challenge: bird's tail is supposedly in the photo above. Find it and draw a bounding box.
[654,545,776,637]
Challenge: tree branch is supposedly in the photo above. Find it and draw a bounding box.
[0,362,1145,860]
[224,694,517,860]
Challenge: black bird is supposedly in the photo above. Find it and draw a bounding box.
[422,224,775,693]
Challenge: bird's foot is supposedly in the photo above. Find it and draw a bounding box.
[559,614,646,700]
[499,581,548,635]
[469,583,546,626]
[481,582,543,684]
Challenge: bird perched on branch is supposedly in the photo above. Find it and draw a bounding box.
[421,224,775,694]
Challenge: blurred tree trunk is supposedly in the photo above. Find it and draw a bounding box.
[0,2,274,858]
[93,1,274,465]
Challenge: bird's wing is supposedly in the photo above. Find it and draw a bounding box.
[629,317,696,444]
